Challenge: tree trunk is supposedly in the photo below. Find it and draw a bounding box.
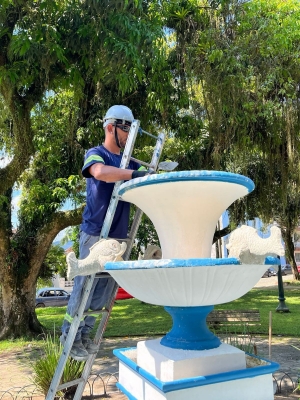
[0,272,43,339]
[0,209,84,339]
[281,227,300,281]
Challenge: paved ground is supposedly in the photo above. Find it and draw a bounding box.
[254,273,294,289]
[0,274,299,399]
[1,334,299,399]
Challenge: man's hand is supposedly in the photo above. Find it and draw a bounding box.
[131,170,155,179]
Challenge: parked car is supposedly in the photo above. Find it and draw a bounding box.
[280,265,291,275]
[116,287,134,300]
[262,268,277,278]
[36,287,70,308]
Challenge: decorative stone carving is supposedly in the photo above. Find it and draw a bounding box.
[226,225,285,264]
[67,239,127,280]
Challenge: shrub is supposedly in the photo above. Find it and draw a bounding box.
[31,333,84,398]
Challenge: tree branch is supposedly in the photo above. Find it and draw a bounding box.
[26,205,85,283]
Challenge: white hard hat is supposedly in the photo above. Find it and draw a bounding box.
[103,105,134,128]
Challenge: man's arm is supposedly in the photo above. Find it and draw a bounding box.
[89,163,134,182]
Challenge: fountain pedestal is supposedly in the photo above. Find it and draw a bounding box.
[114,346,277,400]
[137,338,246,380]
[105,171,279,400]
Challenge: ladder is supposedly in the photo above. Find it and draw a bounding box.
[46,120,165,400]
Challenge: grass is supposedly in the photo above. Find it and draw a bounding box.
[35,287,300,337]
[1,286,300,352]
[284,279,300,286]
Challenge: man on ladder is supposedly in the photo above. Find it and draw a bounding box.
[60,105,151,361]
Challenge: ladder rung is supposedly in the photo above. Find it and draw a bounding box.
[57,378,85,391]
[139,127,159,139]
[83,309,109,317]
[95,272,113,278]
[130,157,153,169]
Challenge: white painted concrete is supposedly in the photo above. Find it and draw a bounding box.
[137,339,246,380]
[118,357,275,400]
[120,179,248,259]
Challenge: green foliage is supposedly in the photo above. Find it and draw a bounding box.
[18,89,86,228]
[37,277,53,290]
[129,210,160,260]
[31,333,84,397]
[40,244,67,279]
[163,0,300,268]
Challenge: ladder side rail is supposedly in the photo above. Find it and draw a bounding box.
[99,120,140,240]
[72,281,120,400]
[150,133,165,169]
[46,274,96,400]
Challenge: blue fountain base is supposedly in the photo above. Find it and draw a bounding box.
[161,305,221,350]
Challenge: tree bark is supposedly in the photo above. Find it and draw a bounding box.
[0,207,84,339]
[0,275,43,338]
[281,227,300,280]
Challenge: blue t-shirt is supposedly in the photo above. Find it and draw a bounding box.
[80,145,141,238]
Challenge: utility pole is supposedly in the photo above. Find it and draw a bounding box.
[276,262,290,313]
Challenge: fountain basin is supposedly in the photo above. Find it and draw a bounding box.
[105,258,268,307]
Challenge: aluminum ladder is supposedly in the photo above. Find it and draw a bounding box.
[46,119,165,400]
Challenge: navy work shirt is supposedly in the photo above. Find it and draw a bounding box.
[80,145,142,238]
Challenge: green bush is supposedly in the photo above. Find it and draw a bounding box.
[31,334,84,398]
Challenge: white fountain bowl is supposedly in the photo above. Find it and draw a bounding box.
[119,170,254,259]
[105,259,268,306]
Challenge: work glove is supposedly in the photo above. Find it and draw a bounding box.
[131,169,155,179]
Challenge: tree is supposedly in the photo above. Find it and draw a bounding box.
[163,0,300,277]
[0,0,171,338]
[39,244,67,280]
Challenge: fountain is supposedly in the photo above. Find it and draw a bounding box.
[105,170,279,400]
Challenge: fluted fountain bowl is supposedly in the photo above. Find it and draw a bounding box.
[105,258,268,306]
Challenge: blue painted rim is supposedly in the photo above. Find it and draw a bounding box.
[119,170,255,197]
[114,347,279,393]
[116,382,138,400]
[105,257,240,270]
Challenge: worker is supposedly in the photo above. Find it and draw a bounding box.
[61,105,151,361]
